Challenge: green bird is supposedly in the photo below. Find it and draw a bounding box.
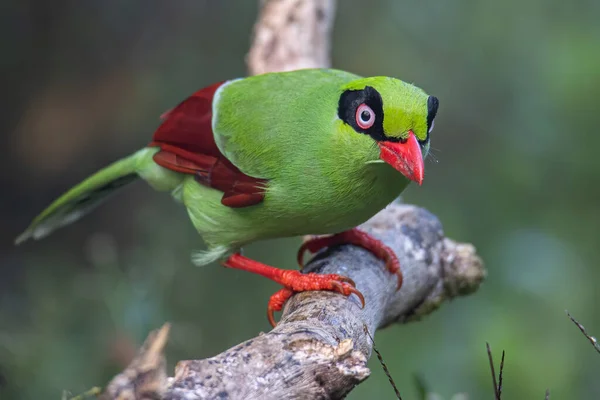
[16,68,438,326]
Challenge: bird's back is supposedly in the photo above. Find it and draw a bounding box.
[212,68,361,179]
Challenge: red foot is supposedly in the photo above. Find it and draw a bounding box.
[267,289,294,327]
[297,228,403,289]
[223,253,365,327]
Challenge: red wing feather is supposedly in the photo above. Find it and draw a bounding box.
[148,81,267,208]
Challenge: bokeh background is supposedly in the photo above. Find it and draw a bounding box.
[1,1,599,398]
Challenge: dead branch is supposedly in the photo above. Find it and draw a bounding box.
[246,0,336,74]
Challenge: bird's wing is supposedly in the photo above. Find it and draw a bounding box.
[211,69,360,178]
[148,81,268,208]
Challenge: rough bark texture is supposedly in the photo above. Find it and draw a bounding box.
[247,0,336,74]
[99,1,486,399]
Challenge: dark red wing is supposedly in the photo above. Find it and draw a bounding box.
[148,81,267,208]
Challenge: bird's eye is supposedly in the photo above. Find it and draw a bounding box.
[355,103,375,129]
[428,119,435,134]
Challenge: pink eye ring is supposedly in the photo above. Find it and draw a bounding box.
[355,103,375,129]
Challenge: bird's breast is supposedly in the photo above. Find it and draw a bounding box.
[260,163,408,237]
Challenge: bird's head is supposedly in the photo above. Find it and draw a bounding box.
[337,77,438,185]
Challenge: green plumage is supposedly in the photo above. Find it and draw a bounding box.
[16,68,434,266]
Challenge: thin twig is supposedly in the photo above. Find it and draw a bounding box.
[486,342,500,400]
[497,350,505,398]
[566,310,600,354]
[63,387,101,400]
[364,325,402,400]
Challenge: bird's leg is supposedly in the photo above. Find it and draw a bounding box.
[297,228,403,289]
[222,253,365,327]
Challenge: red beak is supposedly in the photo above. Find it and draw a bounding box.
[378,130,424,185]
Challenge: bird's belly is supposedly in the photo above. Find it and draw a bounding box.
[259,169,408,238]
[183,167,409,248]
[267,194,394,237]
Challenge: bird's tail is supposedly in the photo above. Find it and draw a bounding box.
[15,148,152,244]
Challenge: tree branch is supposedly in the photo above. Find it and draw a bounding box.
[165,202,484,400]
[247,0,336,74]
[102,203,484,400]
[99,1,486,399]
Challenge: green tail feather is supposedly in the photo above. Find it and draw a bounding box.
[15,150,146,244]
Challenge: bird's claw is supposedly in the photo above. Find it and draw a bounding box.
[267,288,294,328]
[298,229,403,289]
[266,272,365,327]
[330,280,365,308]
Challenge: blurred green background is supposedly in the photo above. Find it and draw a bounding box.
[1,0,599,398]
